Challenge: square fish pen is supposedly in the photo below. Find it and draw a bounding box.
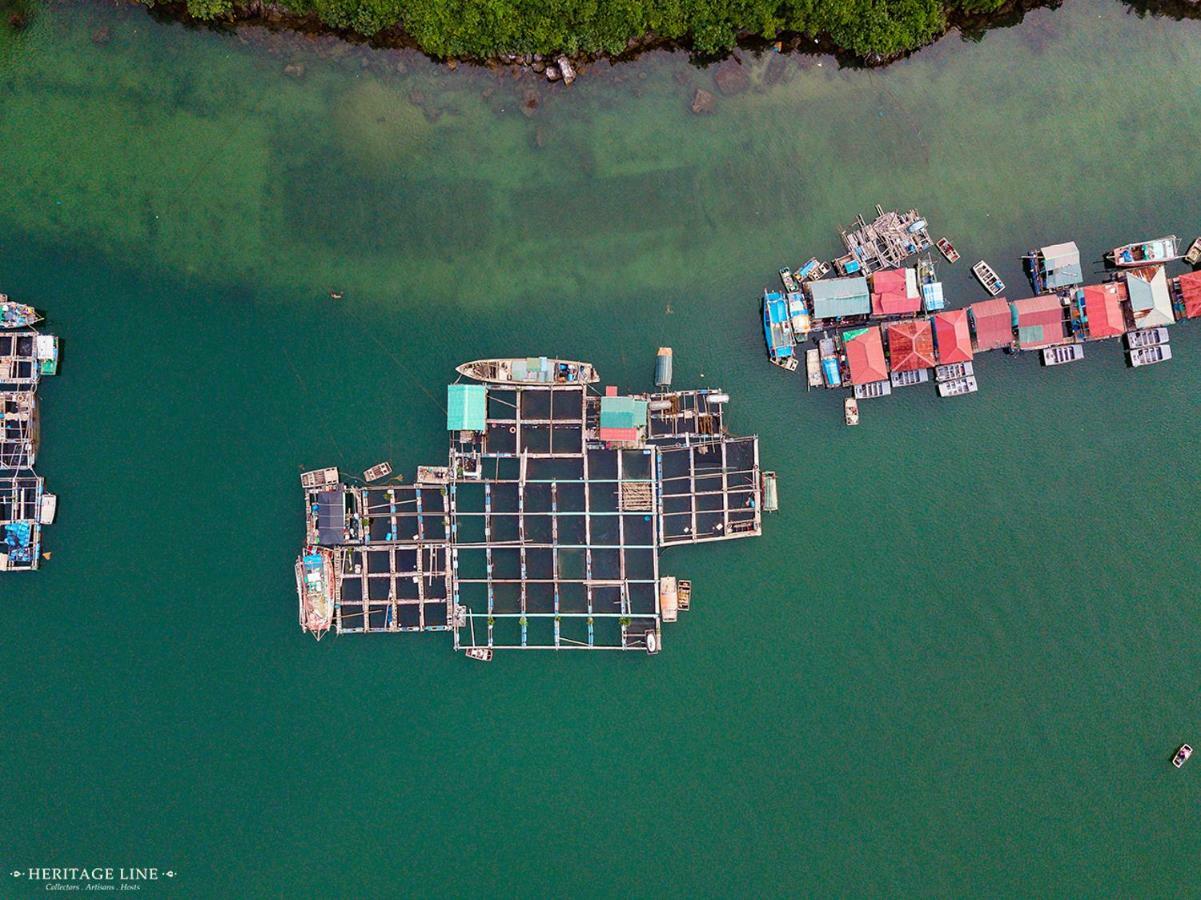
[296,360,767,656]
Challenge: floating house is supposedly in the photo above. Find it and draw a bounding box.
[932,309,974,364]
[886,320,936,372]
[1174,271,1201,319]
[1125,267,1175,329]
[844,327,888,385]
[969,298,1016,351]
[1080,283,1127,339]
[296,358,767,655]
[870,268,921,317]
[808,277,870,321]
[1013,296,1070,350]
[1030,242,1083,293]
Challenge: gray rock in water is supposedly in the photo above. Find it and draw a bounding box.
[691,88,716,115]
[556,55,576,85]
[546,65,562,82]
[283,62,305,79]
[92,26,111,46]
[713,62,749,96]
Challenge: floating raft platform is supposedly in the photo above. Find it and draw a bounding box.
[1,317,59,572]
[296,356,768,657]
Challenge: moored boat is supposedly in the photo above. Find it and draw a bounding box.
[844,397,859,425]
[972,260,1005,296]
[1042,344,1084,366]
[1129,344,1172,367]
[937,238,959,263]
[1108,235,1179,267]
[805,348,822,388]
[763,291,798,370]
[35,335,58,376]
[786,292,811,338]
[1,299,42,330]
[1185,237,1201,266]
[38,493,57,525]
[654,346,673,387]
[779,267,800,293]
[363,461,392,482]
[937,375,978,397]
[465,647,493,662]
[1124,327,1170,350]
[296,547,335,639]
[1173,744,1192,768]
[761,471,779,511]
[456,357,598,386]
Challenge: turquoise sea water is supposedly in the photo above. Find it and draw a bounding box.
[3,1,1201,894]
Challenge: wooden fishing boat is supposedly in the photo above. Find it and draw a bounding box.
[362,461,392,482]
[972,260,1005,296]
[1184,237,1201,266]
[844,397,859,426]
[1124,327,1170,350]
[937,375,978,397]
[456,357,598,386]
[779,267,800,293]
[465,647,493,662]
[1107,235,1179,267]
[0,299,41,330]
[1173,744,1192,768]
[936,238,959,263]
[296,547,335,640]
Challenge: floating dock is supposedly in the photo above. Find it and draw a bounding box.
[761,218,1201,422]
[1,313,60,571]
[295,356,769,656]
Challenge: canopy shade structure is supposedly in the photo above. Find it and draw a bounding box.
[1126,267,1175,329]
[447,384,487,431]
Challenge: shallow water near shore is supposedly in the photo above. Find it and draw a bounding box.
[3,1,1201,894]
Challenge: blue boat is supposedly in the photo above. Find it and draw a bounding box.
[762,291,797,370]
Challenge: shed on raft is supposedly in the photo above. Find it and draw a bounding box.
[886,320,935,371]
[808,277,870,320]
[1125,267,1175,329]
[1013,296,1070,349]
[447,384,487,433]
[1175,271,1201,319]
[969,298,1016,351]
[932,309,974,363]
[1081,283,1127,339]
[844,326,888,385]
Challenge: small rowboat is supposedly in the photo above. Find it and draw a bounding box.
[465,648,493,662]
[937,238,959,263]
[1,299,42,329]
[972,260,1005,296]
[1173,744,1192,768]
[1185,237,1201,266]
[844,397,859,426]
[779,267,800,293]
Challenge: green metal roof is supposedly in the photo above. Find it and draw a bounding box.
[599,396,647,430]
[808,277,870,319]
[447,384,487,431]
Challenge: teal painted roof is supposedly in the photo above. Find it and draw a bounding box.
[447,384,487,431]
[599,396,648,430]
[809,277,870,319]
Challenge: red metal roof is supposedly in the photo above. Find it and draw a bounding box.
[969,299,1014,351]
[845,327,888,385]
[599,426,639,442]
[932,309,974,363]
[886,320,936,372]
[1178,271,1201,319]
[1082,282,1127,338]
[872,269,908,294]
[1012,295,1068,348]
[871,290,921,317]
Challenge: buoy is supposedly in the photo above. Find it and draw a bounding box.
[329,290,343,301]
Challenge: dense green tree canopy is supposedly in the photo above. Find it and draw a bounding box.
[166,0,1009,60]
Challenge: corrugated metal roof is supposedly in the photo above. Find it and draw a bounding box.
[844,326,888,385]
[1126,267,1175,328]
[886,319,936,371]
[1082,283,1126,338]
[969,299,1015,351]
[1177,271,1201,319]
[872,290,921,317]
[1013,296,1068,348]
[809,277,870,319]
[447,384,487,431]
[933,309,974,363]
[1042,241,1083,289]
[600,396,648,431]
[921,282,945,311]
[871,269,908,295]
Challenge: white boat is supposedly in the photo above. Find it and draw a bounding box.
[0,299,41,330]
[1109,235,1179,267]
[465,647,493,662]
[456,357,598,386]
[1129,344,1172,367]
[937,376,978,397]
[645,631,659,654]
[890,368,930,388]
[1125,327,1170,350]
[35,335,58,375]
[844,397,859,425]
[1042,344,1084,366]
[852,381,891,399]
[972,260,1005,296]
[1173,744,1192,768]
[38,492,57,525]
[296,547,335,640]
[1186,237,1201,266]
[935,361,974,382]
[805,348,822,388]
[301,467,339,490]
